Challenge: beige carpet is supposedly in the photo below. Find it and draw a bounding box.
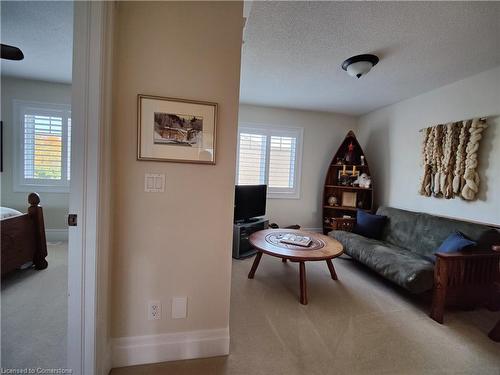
[1,242,67,369]
[112,254,500,375]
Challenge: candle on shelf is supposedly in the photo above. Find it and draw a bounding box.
[342,164,346,174]
[352,165,356,175]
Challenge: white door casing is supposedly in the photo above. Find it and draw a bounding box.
[68,2,113,374]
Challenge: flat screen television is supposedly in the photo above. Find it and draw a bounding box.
[234,185,267,222]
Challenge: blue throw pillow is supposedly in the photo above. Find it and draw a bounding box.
[425,232,477,264]
[437,232,476,254]
[353,210,387,240]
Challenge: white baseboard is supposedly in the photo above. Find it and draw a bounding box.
[111,327,230,368]
[45,228,68,242]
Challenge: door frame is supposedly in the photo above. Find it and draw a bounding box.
[68,2,114,374]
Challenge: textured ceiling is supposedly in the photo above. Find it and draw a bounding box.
[240,2,500,115]
[1,1,73,83]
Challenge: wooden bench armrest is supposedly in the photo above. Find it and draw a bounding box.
[435,250,500,260]
[431,248,500,324]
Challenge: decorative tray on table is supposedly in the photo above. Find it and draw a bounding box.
[279,234,312,247]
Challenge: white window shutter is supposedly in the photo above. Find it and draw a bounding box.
[67,118,72,180]
[13,100,72,193]
[24,114,63,180]
[236,124,302,199]
[237,132,267,185]
[268,136,296,189]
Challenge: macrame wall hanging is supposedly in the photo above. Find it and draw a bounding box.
[419,118,487,201]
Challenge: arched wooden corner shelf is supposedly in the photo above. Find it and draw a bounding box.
[322,130,373,234]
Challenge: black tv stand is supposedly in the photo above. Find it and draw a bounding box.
[237,217,260,224]
[232,218,268,259]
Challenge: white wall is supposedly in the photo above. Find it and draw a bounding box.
[0,76,70,231]
[238,104,357,229]
[358,65,500,225]
[110,1,243,367]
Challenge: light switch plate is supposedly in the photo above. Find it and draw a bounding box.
[145,174,165,192]
[172,296,187,319]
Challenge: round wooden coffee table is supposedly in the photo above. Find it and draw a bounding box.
[248,229,344,305]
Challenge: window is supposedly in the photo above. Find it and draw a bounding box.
[237,124,303,199]
[14,100,71,192]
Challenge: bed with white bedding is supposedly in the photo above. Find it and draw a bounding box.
[1,207,22,220]
[1,193,48,277]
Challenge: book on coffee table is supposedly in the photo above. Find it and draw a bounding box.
[280,233,312,247]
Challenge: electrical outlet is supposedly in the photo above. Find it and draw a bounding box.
[172,297,187,319]
[147,300,161,320]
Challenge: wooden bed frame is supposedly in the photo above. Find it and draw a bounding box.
[1,192,48,277]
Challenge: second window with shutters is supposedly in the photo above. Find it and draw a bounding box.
[237,124,303,199]
[13,100,72,192]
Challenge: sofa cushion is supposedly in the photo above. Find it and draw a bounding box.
[330,230,434,294]
[376,207,419,252]
[353,210,387,240]
[376,207,495,259]
[437,231,477,253]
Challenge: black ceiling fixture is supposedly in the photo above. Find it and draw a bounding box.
[341,54,379,79]
[1,44,24,61]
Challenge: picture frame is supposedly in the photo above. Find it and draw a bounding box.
[137,94,217,164]
[341,191,357,208]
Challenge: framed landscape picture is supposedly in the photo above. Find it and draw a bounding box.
[137,94,217,164]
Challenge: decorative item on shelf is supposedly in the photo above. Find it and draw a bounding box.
[341,164,347,175]
[330,217,355,232]
[357,201,364,208]
[324,217,332,226]
[338,167,359,186]
[335,157,343,165]
[360,155,365,166]
[327,195,338,207]
[341,191,357,208]
[338,170,349,186]
[353,173,371,188]
[344,142,356,165]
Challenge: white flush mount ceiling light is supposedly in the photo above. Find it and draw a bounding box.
[341,54,379,79]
